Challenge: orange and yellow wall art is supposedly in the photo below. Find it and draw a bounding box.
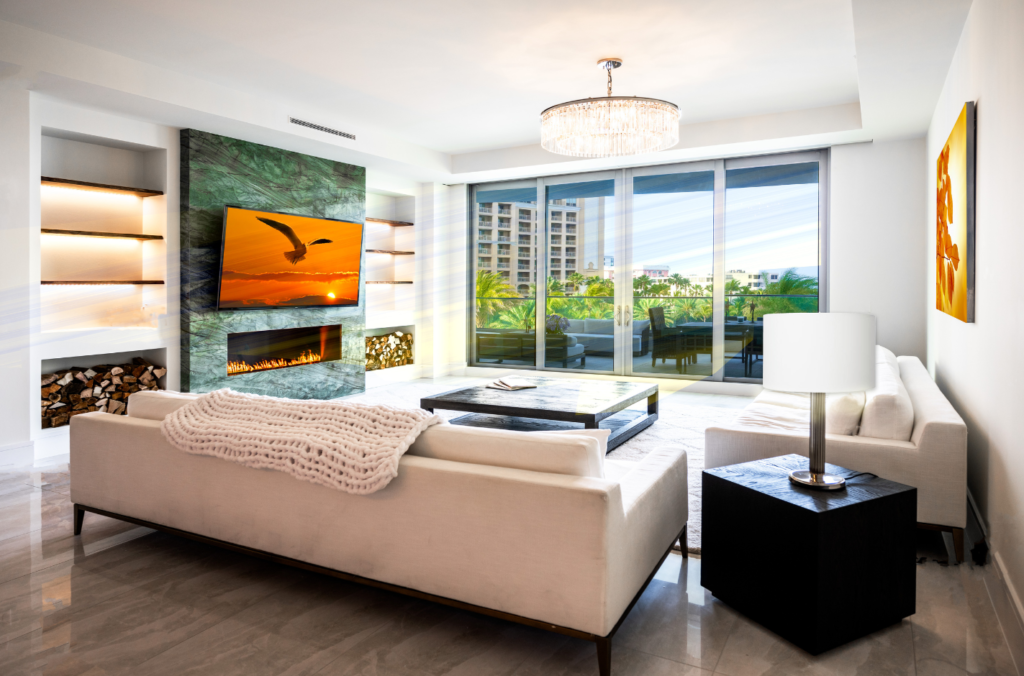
[218,207,363,310]
[935,102,976,323]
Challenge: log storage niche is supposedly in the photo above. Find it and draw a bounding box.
[41,357,166,429]
[365,330,413,371]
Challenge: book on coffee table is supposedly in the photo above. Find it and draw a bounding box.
[486,378,537,391]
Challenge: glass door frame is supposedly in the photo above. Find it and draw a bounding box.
[468,148,830,382]
[623,159,720,379]
[721,150,830,383]
[537,169,624,374]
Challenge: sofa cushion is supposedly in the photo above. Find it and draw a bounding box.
[566,319,585,334]
[127,390,200,420]
[632,320,650,336]
[754,389,866,435]
[859,351,914,441]
[406,424,604,478]
[584,319,615,335]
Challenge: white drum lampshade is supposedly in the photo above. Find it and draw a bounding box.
[763,313,876,489]
[763,313,876,394]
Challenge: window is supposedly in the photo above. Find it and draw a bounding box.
[470,150,826,381]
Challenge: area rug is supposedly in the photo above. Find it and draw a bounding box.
[340,378,741,554]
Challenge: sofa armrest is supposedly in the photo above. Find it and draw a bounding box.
[606,446,688,634]
[705,424,965,528]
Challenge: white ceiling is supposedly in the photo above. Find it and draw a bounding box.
[0,0,866,154]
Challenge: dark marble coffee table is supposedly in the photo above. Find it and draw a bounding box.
[420,377,658,452]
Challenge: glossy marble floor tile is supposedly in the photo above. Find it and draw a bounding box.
[0,463,1017,676]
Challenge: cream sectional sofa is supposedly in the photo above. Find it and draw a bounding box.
[706,350,968,559]
[70,391,688,676]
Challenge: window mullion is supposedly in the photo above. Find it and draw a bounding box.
[711,159,726,381]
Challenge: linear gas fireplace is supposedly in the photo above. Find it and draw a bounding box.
[227,325,342,376]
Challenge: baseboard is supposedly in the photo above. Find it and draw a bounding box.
[992,550,1024,675]
[0,440,35,468]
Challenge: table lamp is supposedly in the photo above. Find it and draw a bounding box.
[763,313,876,490]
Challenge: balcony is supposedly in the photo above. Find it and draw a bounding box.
[479,206,492,214]
[551,237,562,245]
[477,258,491,267]
[565,237,576,245]
[497,262,509,269]
[518,212,532,221]
[497,236,511,242]
[518,238,531,246]
[565,248,576,256]
[566,226,577,234]
[498,208,511,215]
[519,225,532,233]
[551,225,561,233]
[550,260,561,269]
[566,261,576,270]
[477,246,491,254]
[497,222,510,229]
[518,263,531,270]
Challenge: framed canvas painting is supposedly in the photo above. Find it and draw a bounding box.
[936,101,976,322]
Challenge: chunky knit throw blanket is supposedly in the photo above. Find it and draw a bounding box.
[160,389,443,495]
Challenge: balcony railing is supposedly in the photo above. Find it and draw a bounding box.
[551,225,562,233]
[518,263,531,270]
[518,213,532,221]
[550,261,561,268]
[479,206,492,214]
[497,222,510,229]
[497,263,509,269]
[477,247,491,254]
[497,236,510,242]
[566,226,577,234]
[498,209,511,215]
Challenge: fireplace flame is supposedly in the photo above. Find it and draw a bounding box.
[227,349,322,376]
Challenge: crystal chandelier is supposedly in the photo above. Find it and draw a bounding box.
[541,58,680,158]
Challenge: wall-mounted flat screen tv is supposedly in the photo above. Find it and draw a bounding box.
[217,206,363,310]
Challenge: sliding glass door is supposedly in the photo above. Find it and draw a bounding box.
[469,150,827,382]
[722,154,825,381]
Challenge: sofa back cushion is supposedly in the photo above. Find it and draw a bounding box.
[755,389,865,435]
[407,424,605,478]
[632,319,650,336]
[584,319,615,335]
[566,319,585,334]
[859,346,914,441]
[127,390,200,420]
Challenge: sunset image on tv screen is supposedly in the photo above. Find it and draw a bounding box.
[218,207,363,309]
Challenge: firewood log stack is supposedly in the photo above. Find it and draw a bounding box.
[365,331,414,371]
[41,357,166,429]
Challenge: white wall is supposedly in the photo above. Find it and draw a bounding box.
[926,0,1024,622]
[830,138,927,358]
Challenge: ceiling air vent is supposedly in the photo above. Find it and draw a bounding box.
[289,117,355,141]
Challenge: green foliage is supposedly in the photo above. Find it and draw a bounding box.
[474,270,518,328]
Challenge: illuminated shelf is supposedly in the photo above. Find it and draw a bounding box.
[41,176,164,198]
[365,217,414,227]
[365,249,414,255]
[41,228,164,241]
[41,280,165,286]
[365,281,413,285]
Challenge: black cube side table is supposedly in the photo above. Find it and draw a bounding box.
[701,454,917,655]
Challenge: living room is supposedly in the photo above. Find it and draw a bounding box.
[1,0,1023,674]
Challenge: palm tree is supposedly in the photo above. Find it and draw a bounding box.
[566,271,586,294]
[474,270,518,328]
[668,274,687,295]
[759,268,818,317]
[494,299,536,331]
[633,275,653,296]
[648,282,671,297]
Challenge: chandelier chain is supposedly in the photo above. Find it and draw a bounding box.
[607,68,613,97]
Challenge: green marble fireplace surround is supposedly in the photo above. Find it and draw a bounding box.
[179,129,366,398]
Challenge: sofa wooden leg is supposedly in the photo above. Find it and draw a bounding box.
[952,527,965,563]
[596,637,611,676]
[74,505,85,536]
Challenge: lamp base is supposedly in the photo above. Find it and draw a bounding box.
[789,470,846,491]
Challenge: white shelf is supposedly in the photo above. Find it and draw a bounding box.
[36,327,167,360]
[365,311,416,331]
